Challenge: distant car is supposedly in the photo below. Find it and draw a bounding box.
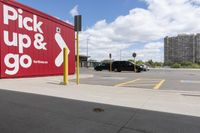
[94,63,110,71]
[112,61,142,72]
[140,64,150,71]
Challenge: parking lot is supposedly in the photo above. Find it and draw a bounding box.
[77,68,200,92]
[0,68,200,133]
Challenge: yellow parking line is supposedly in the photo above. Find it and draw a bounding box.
[139,78,162,81]
[128,83,156,86]
[154,80,165,90]
[114,79,140,87]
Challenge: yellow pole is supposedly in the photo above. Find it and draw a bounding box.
[76,32,80,85]
[63,48,68,85]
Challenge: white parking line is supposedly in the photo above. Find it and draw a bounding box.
[180,80,200,84]
[101,77,125,80]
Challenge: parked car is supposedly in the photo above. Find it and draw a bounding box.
[94,63,110,71]
[140,64,150,71]
[112,61,142,72]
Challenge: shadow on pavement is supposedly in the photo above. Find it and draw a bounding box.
[0,89,199,133]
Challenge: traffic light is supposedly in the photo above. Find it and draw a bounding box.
[74,15,82,32]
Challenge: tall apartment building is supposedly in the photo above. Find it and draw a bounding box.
[164,34,200,63]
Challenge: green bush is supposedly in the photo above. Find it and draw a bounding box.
[191,63,200,68]
[171,63,181,68]
[164,61,173,66]
[179,62,200,68]
[154,62,162,67]
[169,62,200,69]
[136,60,144,65]
[180,61,193,67]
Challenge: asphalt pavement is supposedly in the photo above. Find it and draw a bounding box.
[0,68,200,133]
[0,89,200,133]
[78,68,200,91]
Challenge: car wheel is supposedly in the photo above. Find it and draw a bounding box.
[117,69,121,72]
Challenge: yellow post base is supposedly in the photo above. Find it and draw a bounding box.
[63,48,68,85]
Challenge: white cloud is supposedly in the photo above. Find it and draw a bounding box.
[144,42,164,49]
[79,0,200,62]
[65,20,73,25]
[70,5,79,17]
[135,42,164,61]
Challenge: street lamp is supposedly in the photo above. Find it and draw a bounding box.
[86,35,91,68]
[120,49,122,61]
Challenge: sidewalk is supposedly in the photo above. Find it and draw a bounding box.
[0,75,199,117]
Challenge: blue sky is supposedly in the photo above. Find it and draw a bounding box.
[17,0,146,30]
[15,0,200,62]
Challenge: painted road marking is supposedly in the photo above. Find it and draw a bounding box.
[180,80,200,84]
[127,83,157,86]
[114,79,140,87]
[115,78,165,89]
[154,80,165,90]
[101,77,126,80]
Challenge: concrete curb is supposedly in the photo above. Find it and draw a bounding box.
[151,68,200,71]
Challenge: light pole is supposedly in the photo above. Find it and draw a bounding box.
[120,49,122,61]
[74,15,82,85]
[86,35,91,68]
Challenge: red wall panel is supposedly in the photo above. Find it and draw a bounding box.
[0,0,75,78]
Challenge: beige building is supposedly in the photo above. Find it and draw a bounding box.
[164,34,200,63]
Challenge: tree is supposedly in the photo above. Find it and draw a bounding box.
[136,60,144,65]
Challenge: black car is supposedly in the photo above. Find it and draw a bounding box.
[112,61,142,72]
[94,63,110,71]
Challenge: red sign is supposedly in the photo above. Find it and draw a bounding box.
[0,1,75,78]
